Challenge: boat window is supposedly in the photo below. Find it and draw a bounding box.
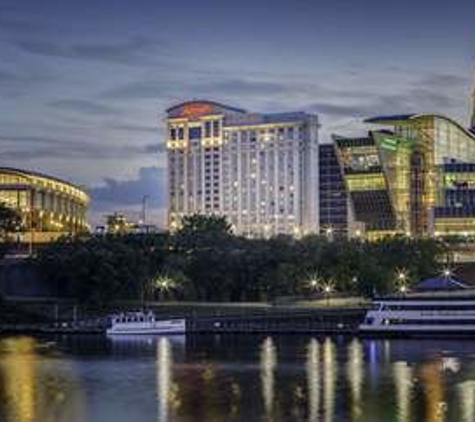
[387,319,475,325]
[384,304,475,311]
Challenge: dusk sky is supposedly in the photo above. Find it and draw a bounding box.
[1,0,474,226]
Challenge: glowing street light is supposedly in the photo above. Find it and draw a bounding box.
[395,269,408,294]
[397,270,407,282]
[322,281,335,307]
[155,275,175,292]
[442,268,452,279]
[310,278,319,289]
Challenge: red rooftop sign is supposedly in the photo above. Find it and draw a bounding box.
[181,102,213,119]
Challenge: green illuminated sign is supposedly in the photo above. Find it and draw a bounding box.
[380,138,398,151]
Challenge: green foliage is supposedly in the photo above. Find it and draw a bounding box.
[32,214,449,305]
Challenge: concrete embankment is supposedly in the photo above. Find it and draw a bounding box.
[0,306,367,335]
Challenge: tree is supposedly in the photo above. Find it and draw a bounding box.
[172,214,235,300]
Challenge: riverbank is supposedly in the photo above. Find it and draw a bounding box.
[0,300,368,335]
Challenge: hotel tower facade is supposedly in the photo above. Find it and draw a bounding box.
[166,100,319,237]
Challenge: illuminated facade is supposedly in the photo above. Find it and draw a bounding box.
[0,167,89,243]
[334,114,475,238]
[166,100,319,237]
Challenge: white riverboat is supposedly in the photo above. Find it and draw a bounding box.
[106,311,186,335]
[359,276,475,336]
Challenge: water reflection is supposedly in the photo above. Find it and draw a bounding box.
[458,380,475,422]
[0,336,85,422]
[420,359,446,422]
[157,337,172,422]
[393,361,413,422]
[306,339,320,422]
[260,337,277,416]
[2,336,475,422]
[322,337,336,422]
[347,338,363,420]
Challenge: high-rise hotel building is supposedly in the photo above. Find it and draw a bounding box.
[166,100,319,237]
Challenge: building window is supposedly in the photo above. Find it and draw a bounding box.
[205,121,211,138]
[170,127,177,140]
[213,120,220,137]
[189,127,201,139]
[178,127,184,140]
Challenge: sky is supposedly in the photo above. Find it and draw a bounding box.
[1,0,474,227]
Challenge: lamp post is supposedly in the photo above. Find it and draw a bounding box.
[155,274,175,301]
[142,195,149,233]
[325,226,334,241]
[396,269,408,295]
[28,186,34,257]
[442,268,452,280]
[323,283,333,307]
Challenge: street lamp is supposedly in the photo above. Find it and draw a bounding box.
[395,269,408,294]
[442,268,452,279]
[397,271,407,282]
[323,282,334,307]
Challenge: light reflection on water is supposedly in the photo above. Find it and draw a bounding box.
[1,335,475,421]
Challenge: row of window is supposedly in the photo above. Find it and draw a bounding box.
[170,121,221,141]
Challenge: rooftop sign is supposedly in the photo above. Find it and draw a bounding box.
[182,102,213,119]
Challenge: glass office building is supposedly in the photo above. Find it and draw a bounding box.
[0,167,90,243]
[334,114,475,238]
[319,143,348,237]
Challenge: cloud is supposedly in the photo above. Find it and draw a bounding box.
[101,79,175,99]
[142,143,167,154]
[101,74,326,101]
[89,166,167,211]
[306,71,469,122]
[0,134,164,161]
[48,99,119,116]
[0,66,54,97]
[417,73,470,90]
[111,123,159,134]
[13,36,165,65]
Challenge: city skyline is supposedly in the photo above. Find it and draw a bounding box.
[1,0,474,226]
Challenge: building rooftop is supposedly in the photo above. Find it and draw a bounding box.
[166,100,247,115]
[0,167,88,194]
[365,113,475,141]
[224,111,313,126]
[413,277,469,291]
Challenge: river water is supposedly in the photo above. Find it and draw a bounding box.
[0,334,474,422]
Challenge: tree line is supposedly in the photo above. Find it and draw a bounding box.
[30,215,449,307]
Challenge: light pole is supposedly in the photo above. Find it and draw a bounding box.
[325,226,334,241]
[28,186,34,257]
[396,269,408,295]
[142,195,149,232]
[323,282,333,307]
[442,268,452,280]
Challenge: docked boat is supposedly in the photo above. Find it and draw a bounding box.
[359,277,475,337]
[106,311,186,335]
